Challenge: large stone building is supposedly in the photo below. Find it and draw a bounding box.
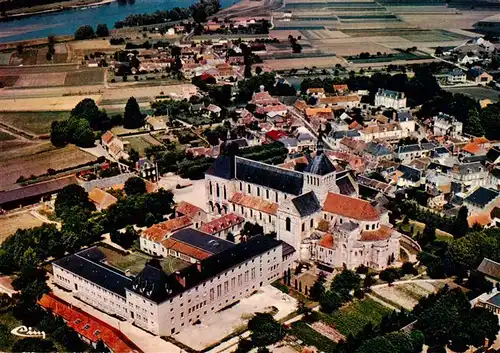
[374,89,407,109]
[53,237,294,337]
[204,150,400,269]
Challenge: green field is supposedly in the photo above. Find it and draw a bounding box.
[99,246,188,275]
[347,51,430,63]
[0,111,70,135]
[445,86,500,101]
[320,299,392,336]
[0,131,16,141]
[123,135,162,156]
[290,321,337,352]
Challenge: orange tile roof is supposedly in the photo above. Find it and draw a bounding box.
[294,100,308,112]
[318,233,334,249]
[161,238,212,260]
[318,95,360,105]
[305,107,333,117]
[102,130,114,145]
[359,224,393,241]
[362,122,401,134]
[141,216,193,242]
[39,293,142,353]
[176,201,205,219]
[88,188,117,210]
[323,193,379,221]
[467,212,492,227]
[144,180,158,193]
[333,84,349,91]
[462,142,481,155]
[473,136,489,144]
[200,213,244,234]
[307,88,325,94]
[229,192,278,215]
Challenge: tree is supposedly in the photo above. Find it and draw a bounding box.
[12,338,56,352]
[356,336,397,353]
[319,290,342,314]
[247,313,284,346]
[71,98,108,131]
[452,206,469,239]
[401,262,418,276]
[309,272,326,301]
[74,25,95,40]
[465,109,485,137]
[128,148,140,165]
[124,176,146,195]
[96,23,109,37]
[55,184,95,220]
[50,120,69,147]
[257,348,270,353]
[234,338,253,353]
[331,269,361,298]
[0,324,13,351]
[123,97,145,129]
[363,272,376,290]
[110,225,138,249]
[379,268,400,286]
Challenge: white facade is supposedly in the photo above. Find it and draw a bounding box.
[433,113,463,138]
[374,89,407,109]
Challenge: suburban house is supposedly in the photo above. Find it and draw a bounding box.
[467,67,493,85]
[447,69,467,84]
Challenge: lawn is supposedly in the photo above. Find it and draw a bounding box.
[0,309,23,351]
[0,212,44,244]
[444,86,500,102]
[123,135,162,156]
[320,299,391,336]
[99,246,189,275]
[0,111,70,135]
[0,131,16,141]
[290,321,337,352]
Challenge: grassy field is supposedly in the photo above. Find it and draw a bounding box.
[0,111,70,135]
[0,131,16,141]
[347,51,430,63]
[445,86,500,101]
[290,321,337,352]
[0,212,44,244]
[0,144,95,190]
[320,299,392,336]
[99,246,189,275]
[123,135,163,156]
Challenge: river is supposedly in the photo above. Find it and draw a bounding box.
[0,0,237,43]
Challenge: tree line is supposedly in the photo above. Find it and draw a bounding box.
[114,0,220,28]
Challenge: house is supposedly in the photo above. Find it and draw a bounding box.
[136,158,158,182]
[88,188,117,210]
[161,228,235,263]
[359,122,406,142]
[333,84,349,94]
[279,136,299,154]
[467,68,493,85]
[477,258,500,284]
[140,216,193,256]
[305,107,334,121]
[397,111,416,133]
[459,54,481,65]
[363,141,392,161]
[317,95,361,109]
[463,186,500,214]
[374,89,406,109]
[175,201,208,228]
[101,131,128,160]
[433,113,463,138]
[146,116,168,131]
[396,143,436,162]
[447,69,467,84]
[450,162,489,190]
[394,164,423,188]
[306,88,325,97]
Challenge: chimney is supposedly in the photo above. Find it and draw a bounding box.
[196,261,202,272]
[175,271,186,288]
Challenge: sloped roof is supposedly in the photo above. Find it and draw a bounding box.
[200,213,244,234]
[304,153,336,176]
[235,157,304,196]
[323,193,379,221]
[39,293,142,353]
[141,216,193,242]
[88,188,117,210]
[477,258,500,280]
[176,201,205,219]
[359,224,393,241]
[291,191,322,217]
[102,130,115,145]
[464,187,499,207]
[230,192,279,215]
[206,155,235,180]
[318,233,334,249]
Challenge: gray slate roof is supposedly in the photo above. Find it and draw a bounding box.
[304,153,336,176]
[291,191,322,217]
[171,228,234,255]
[477,258,500,280]
[235,157,304,195]
[464,187,499,207]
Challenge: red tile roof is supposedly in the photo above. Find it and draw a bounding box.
[39,293,142,353]
[176,201,205,219]
[318,233,334,249]
[359,224,393,241]
[266,130,287,141]
[230,192,278,215]
[141,216,192,242]
[161,238,212,261]
[462,142,481,155]
[200,213,244,234]
[323,193,380,221]
[102,131,115,145]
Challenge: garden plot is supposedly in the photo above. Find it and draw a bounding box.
[15,73,67,88]
[372,281,441,310]
[312,41,395,56]
[0,211,44,244]
[123,135,162,156]
[0,111,70,135]
[64,69,104,86]
[302,29,351,39]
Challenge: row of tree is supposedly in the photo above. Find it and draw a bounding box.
[74,24,109,40]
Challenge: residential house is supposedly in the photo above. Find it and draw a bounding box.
[359,122,407,142]
[433,113,463,138]
[317,95,361,109]
[463,186,500,214]
[175,201,208,228]
[374,89,406,109]
[447,69,467,84]
[88,188,117,211]
[140,216,193,256]
[467,67,493,85]
[450,162,489,190]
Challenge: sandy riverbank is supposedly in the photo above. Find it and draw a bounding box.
[1,0,115,19]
